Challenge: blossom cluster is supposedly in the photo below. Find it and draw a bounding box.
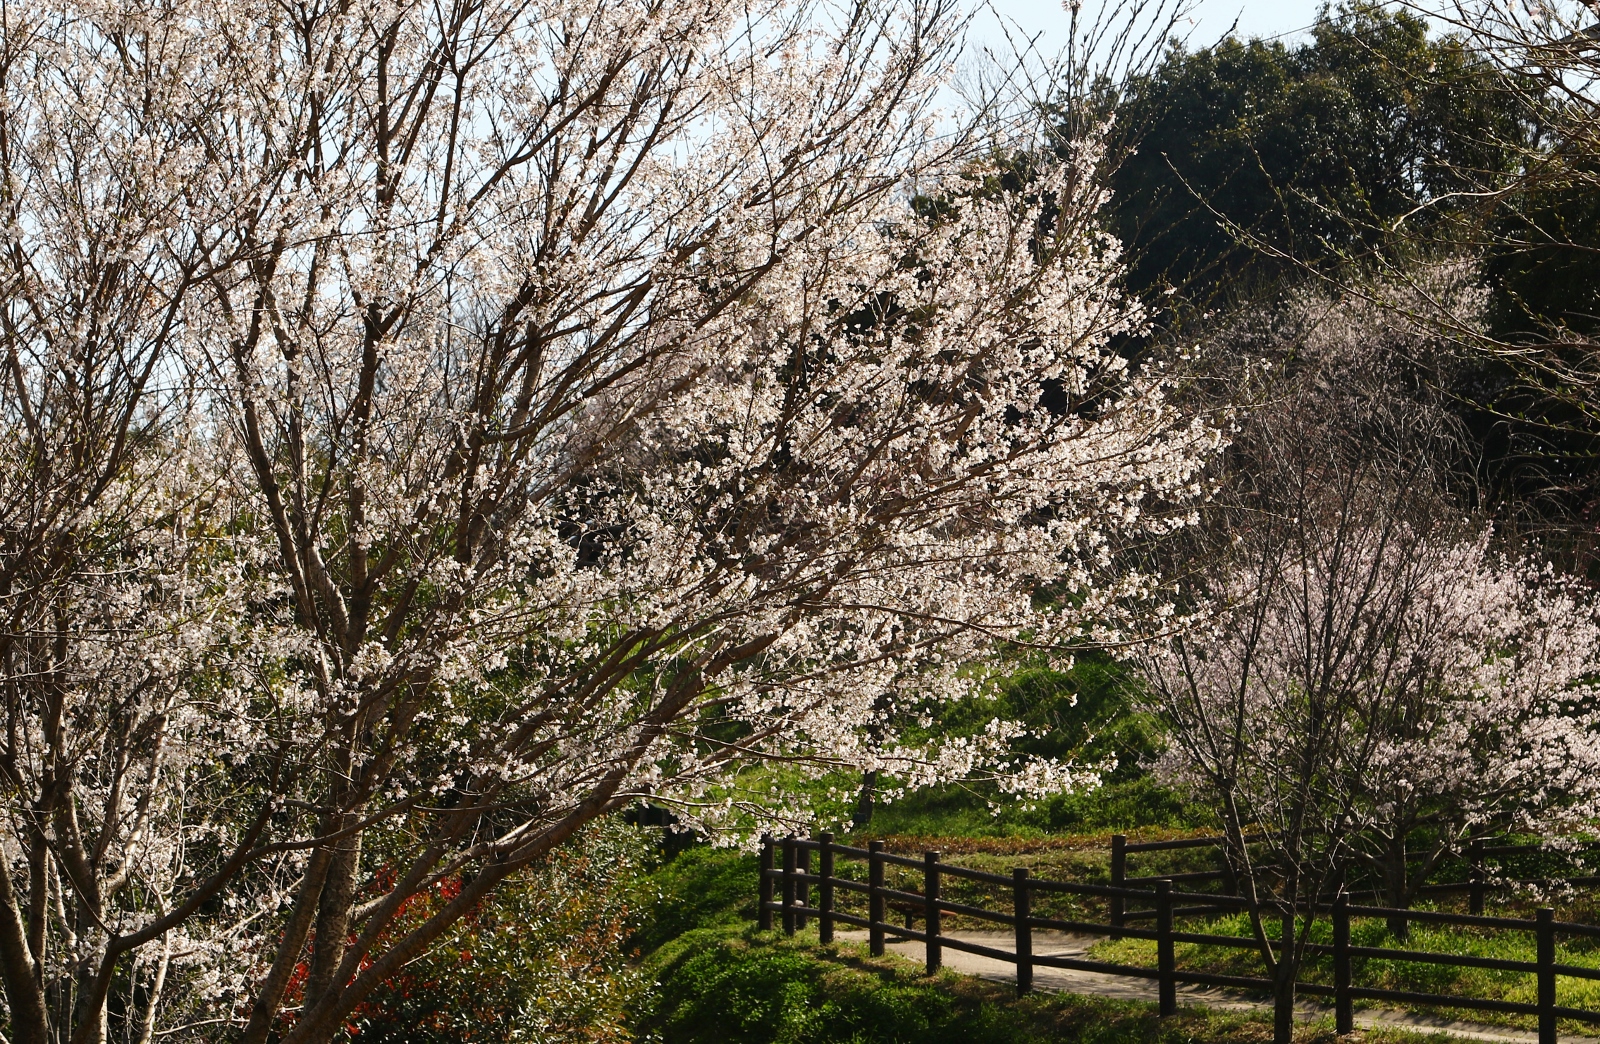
[0,0,1217,1039]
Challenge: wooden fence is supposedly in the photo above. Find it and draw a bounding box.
[1109,833,1600,919]
[757,834,1600,1044]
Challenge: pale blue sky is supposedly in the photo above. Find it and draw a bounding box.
[972,0,1333,56]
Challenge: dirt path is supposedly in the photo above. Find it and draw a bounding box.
[834,930,1595,1043]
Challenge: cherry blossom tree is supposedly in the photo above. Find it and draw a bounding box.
[1140,277,1600,1043]
[0,13,286,1039]
[1145,478,1600,1040]
[0,0,1216,1040]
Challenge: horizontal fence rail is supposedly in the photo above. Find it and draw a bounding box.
[757,834,1600,1043]
[1110,832,1600,918]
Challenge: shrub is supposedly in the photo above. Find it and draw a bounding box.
[334,824,656,1044]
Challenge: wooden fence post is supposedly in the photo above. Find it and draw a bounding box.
[759,834,774,931]
[1110,834,1127,931]
[1538,907,1556,1044]
[1334,894,1352,1036]
[782,836,797,935]
[747,833,1579,1037]
[797,841,811,930]
[1469,840,1485,916]
[818,832,835,944]
[869,840,886,957]
[1156,878,1176,1017]
[1014,867,1033,997]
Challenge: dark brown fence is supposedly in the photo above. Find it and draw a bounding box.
[1110,833,1600,917]
[757,834,1600,1044]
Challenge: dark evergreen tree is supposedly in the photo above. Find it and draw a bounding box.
[1104,3,1528,311]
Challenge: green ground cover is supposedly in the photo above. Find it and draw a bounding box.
[638,925,1455,1044]
[789,654,1204,842]
[813,832,1227,932]
[856,776,1202,840]
[1088,902,1600,1036]
[624,649,1600,1042]
[626,846,1565,1043]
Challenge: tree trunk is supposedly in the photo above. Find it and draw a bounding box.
[0,863,51,1044]
[239,846,334,1044]
[302,828,362,1018]
[1383,835,1408,940]
[1273,955,1297,1043]
[1273,908,1297,1044]
[853,770,877,830]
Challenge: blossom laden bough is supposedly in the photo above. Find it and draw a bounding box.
[0,0,1215,1040]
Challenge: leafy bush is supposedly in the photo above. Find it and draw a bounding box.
[650,935,980,1044]
[335,824,656,1044]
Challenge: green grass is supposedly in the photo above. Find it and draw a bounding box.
[858,777,1202,839]
[813,829,1233,935]
[727,652,1204,842]
[627,845,1530,1044]
[637,924,1502,1044]
[631,845,760,955]
[1089,906,1600,1035]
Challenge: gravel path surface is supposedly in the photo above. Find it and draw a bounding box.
[834,929,1596,1043]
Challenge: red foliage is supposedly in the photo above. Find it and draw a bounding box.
[274,870,483,1040]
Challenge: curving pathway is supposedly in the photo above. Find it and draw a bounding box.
[833,929,1599,1043]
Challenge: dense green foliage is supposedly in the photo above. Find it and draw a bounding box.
[1106,3,1525,308]
[861,775,1198,838]
[1484,168,1600,341]
[1473,164,1600,528]
[1093,3,1600,539]
[845,653,1199,837]
[342,826,656,1044]
[631,846,761,955]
